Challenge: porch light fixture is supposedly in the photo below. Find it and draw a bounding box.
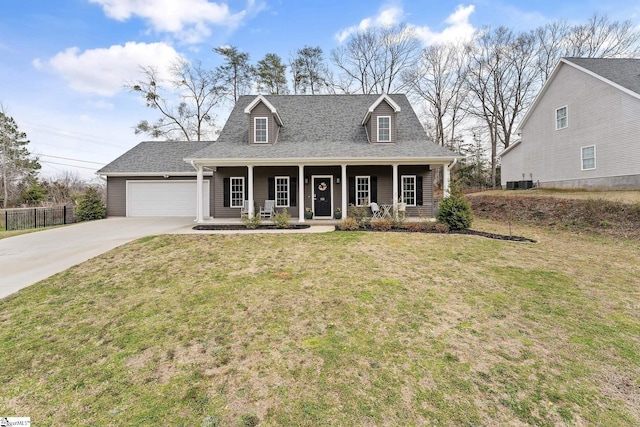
[336,177,341,184]
[304,177,309,184]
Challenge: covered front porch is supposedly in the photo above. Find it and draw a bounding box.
[192,160,454,223]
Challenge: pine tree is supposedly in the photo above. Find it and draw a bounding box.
[0,109,41,208]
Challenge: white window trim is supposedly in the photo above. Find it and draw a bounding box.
[401,175,417,207]
[275,176,290,208]
[581,145,596,171]
[377,116,391,142]
[355,175,370,207]
[555,106,568,130]
[254,117,268,143]
[230,176,245,208]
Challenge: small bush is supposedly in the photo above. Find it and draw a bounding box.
[404,221,433,232]
[273,208,291,228]
[435,222,450,233]
[241,214,262,229]
[76,186,106,222]
[370,218,392,231]
[436,189,473,230]
[337,217,359,231]
[348,205,371,228]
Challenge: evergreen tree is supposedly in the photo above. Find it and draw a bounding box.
[256,53,289,95]
[0,109,41,208]
[76,187,106,221]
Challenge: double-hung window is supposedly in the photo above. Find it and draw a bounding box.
[401,175,417,206]
[581,145,596,170]
[356,176,370,206]
[377,116,391,142]
[230,177,245,208]
[254,117,268,143]
[275,176,289,207]
[556,106,568,130]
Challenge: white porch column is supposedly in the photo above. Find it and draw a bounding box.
[196,164,204,223]
[298,164,305,222]
[341,164,347,218]
[392,163,399,211]
[247,165,255,216]
[443,163,451,198]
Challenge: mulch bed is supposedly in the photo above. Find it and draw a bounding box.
[192,223,535,242]
[192,224,311,230]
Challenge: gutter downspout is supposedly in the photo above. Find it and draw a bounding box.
[443,158,458,198]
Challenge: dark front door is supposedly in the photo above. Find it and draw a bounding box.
[313,177,332,217]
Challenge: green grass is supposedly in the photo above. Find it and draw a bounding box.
[1,224,639,425]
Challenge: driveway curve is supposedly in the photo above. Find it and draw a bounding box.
[0,217,193,299]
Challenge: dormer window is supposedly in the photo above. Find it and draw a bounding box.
[378,116,391,142]
[254,117,268,143]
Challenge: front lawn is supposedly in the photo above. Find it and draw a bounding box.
[1,223,639,425]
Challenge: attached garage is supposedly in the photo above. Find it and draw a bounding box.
[126,180,210,217]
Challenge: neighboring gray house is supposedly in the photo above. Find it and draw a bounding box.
[500,57,640,190]
[99,94,460,222]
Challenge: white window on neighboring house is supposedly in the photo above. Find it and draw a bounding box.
[581,145,596,170]
[356,176,370,206]
[230,177,245,207]
[254,117,268,143]
[377,116,391,142]
[556,106,568,130]
[401,175,417,206]
[275,176,289,207]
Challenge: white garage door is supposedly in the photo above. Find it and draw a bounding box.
[127,180,210,217]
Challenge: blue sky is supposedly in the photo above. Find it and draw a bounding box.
[1,0,639,180]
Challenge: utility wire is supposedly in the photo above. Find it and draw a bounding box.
[40,160,99,171]
[39,154,106,165]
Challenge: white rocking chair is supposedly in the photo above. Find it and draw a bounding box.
[260,200,275,219]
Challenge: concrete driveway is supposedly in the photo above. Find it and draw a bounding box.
[0,217,194,299]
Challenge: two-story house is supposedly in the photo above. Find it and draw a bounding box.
[99,94,460,222]
[500,57,640,190]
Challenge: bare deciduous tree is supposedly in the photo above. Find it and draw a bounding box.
[465,27,539,187]
[331,25,421,94]
[127,59,220,141]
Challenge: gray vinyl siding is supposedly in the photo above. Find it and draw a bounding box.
[212,165,434,218]
[503,63,640,188]
[106,176,213,217]
[370,101,397,143]
[248,102,278,144]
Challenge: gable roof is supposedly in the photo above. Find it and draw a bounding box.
[361,93,402,125]
[565,57,640,96]
[98,141,211,175]
[243,94,283,125]
[187,94,458,165]
[518,57,640,132]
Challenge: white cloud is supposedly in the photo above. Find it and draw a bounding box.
[411,4,476,45]
[34,42,183,97]
[89,0,260,43]
[335,4,404,43]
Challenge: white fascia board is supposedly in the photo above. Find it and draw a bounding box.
[187,157,459,167]
[361,94,402,125]
[497,139,522,158]
[98,171,213,177]
[243,95,283,125]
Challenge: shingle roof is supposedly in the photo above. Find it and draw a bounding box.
[187,94,459,161]
[564,57,640,95]
[98,141,211,174]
